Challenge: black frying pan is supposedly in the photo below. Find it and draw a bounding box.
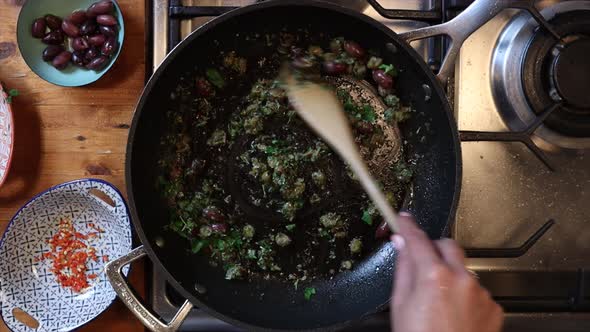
[107,1,462,331]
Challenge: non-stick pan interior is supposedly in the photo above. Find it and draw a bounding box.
[127,2,460,330]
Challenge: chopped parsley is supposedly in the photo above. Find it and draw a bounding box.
[361,104,376,123]
[207,129,227,146]
[379,63,398,76]
[304,287,316,300]
[6,88,18,104]
[392,161,414,183]
[384,106,412,123]
[246,249,257,259]
[384,94,400,108]
[336,88,377,123]
[225,265,244,280]
[206,68,225,88]
[361,210,373,225]
[265,146,279,155]
[191,239,208,253]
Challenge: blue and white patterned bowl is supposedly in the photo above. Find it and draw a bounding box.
[0,179,132,332]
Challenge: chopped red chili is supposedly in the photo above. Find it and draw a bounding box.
[37,218,109,293]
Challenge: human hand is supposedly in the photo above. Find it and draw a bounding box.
[390,212,504,332]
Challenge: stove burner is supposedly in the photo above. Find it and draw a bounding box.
[492,2,590,149]
[522,11,590,138]
[550,35,590,109]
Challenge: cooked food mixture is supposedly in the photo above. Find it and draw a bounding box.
[36,218,108,293]
[157,33,414,289]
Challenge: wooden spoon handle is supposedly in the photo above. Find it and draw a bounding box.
[346,152,399,233]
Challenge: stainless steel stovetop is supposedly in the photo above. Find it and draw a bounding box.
[145,1,590,331]
[457,1,590,269]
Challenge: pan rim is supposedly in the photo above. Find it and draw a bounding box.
[126,0,463,330]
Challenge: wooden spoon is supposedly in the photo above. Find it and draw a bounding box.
[283,72,399,233]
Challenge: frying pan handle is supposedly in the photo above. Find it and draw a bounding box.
[399,0,545,86]
[105,246,193,332]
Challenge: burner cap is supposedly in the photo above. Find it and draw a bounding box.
[522,11,590,138]
[550,36,590,109]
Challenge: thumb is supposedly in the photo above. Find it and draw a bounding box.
[392,233,414,307]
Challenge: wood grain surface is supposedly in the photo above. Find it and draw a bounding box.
[0,0,146,331]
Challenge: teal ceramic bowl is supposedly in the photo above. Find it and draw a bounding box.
[17,0,124,87]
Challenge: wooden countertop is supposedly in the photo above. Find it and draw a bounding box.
[0,0,146,331]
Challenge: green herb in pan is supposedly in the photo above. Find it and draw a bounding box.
[361,210,373,225]
[206,68,225,88]
[378,63,398,76]
[304,287,316,300]
[157,35,413,283]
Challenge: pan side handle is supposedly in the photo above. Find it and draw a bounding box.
[105,246,193,332]
[399,0,547,86]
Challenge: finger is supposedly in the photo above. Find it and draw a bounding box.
[391,235,414,305]
[488,302,505,332]
[395,212,441,270]
[434,238,468,274]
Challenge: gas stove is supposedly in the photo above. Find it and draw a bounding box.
[145,1,590,331]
